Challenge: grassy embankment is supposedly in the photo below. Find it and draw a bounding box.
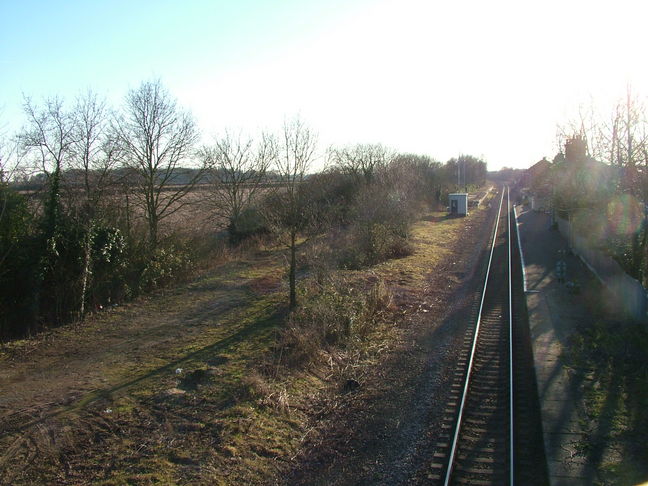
[0,202,490,485]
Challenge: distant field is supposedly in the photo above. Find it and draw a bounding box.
[16,183,274,240]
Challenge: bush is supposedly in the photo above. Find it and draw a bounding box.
[0,187,213,340]
[228,207,269,245]
[303,239,337,286]
[338,185,413,269]
[298,170,359,227]
[139,243,195,292]
[276,277,392,369]
[0,187,37,337]
[88,225,129,306]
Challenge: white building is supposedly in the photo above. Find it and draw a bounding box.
[449,193,468,216]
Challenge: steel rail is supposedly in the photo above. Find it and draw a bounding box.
[508,186,514,486]
[443,188,506,486]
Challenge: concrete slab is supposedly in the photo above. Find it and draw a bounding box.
[540,402,585,435]
[515,206,600,486]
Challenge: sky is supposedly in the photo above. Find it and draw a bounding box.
[1,0,647,171]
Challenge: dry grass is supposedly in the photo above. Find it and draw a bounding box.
[0,196,493,485]
[375,210,476,288]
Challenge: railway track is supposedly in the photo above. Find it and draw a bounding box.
[427,187,548,485]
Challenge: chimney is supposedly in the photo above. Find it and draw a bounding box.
[565,136,587,163]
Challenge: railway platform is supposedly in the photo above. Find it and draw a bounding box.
[515,206,598,485]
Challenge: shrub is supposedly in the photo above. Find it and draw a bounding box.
[276,277,393,369]
[0,187,36,337]
[89,225,129,306]
[228,206,269,245]
[298,170,359,227]
[139,243,194,292]
[338,185,414,269]
[303,239,337,286]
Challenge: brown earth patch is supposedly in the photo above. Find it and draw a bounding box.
[248,276,284,295]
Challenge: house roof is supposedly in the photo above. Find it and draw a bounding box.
[521,158,553,196]
[526,158,551,178]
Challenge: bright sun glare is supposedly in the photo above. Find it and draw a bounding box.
[2,0,648,169]
[172,0,648,169]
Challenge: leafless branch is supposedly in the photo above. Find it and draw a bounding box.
[112,80,201,245]
[199,130,274,226]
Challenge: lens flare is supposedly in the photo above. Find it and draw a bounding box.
[606,194,644,237]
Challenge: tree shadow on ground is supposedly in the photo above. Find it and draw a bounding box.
[0,303,286,440]
[564,318,648,485]
[422,213,452,223]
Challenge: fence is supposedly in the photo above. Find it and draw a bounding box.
[557,217,647,321]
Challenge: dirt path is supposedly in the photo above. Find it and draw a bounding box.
[0,255,280,443]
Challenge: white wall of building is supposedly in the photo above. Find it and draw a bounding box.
[449,193,468,215]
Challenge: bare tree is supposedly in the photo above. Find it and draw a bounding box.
[617,88,647,192]
[19,96,80,326]
[21,96,77,173]
[19,92,120,320]
[0,121,24,274]
[598,104,623,167]
[0,115,16,184]
[0,116,21,197]
[573,88,647,194]
[559,89,648,191]
[70,90,121,319]
[112,80,201,246]
[556,101,600,161]
[21,96,78,239]
[265,117,317,309]
[604,89,648,278]
[200,130,274,239]
[70,90,120,215]
[556,89,648,284]
[327,143,392,184]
